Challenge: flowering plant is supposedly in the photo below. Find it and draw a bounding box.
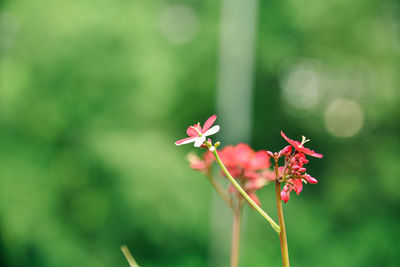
[269,132,322,203]
[175,115,323,267]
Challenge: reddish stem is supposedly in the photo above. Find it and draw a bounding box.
[274,161,290,267]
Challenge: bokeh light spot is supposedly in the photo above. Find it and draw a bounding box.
[0,12,19,51]
[279,59,322,110]
[324,98,364,138]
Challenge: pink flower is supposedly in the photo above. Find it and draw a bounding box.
[245,174,271,191]
[218,143,273,206]
[175,115,220,147]
[185,141,274,207]
[187,151,214,175]
[219,143,271,179]
[281,131,323,158]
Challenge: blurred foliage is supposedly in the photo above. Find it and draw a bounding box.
[0,0,400,266]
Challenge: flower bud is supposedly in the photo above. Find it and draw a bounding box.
[292,165,300,171]
[304,174,318,184]
[281,190,290,203]
[200,143,208,149]
[282,184,290,192]
[278,145,292,157]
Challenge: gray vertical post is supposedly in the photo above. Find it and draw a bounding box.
[209,0,259,265]
[216,0,258,145]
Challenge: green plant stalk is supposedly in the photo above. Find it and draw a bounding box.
[212,150,280,233]
[121,245,140,267]
[274,161,290,267]
[230,201,242,267]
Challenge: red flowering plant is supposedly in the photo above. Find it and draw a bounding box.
[266,131,323,266]
[269,131,322,203]
[175,115,323,267]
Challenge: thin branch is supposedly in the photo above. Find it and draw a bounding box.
[207,172,233,210]
[121,245,140,267]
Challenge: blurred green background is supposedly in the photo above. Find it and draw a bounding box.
[1,0,400,266]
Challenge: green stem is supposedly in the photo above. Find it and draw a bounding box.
[121,245,140,267]
[212,150,280,233]
[230,201,242,267]
[274,161,290,267]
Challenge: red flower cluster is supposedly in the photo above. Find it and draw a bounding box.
[188,144,274,205]
[270,132,323,203]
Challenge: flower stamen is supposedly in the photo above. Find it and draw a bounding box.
[190,123,203,136]
[300,135,310,147]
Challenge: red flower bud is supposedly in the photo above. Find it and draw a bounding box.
[304,174,318,184]
[298,168,307,173]
[281,190,290,203]
[278,145,292,157]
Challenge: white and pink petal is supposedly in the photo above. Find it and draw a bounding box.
[175,136,197,146]
[202,115,217,133]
